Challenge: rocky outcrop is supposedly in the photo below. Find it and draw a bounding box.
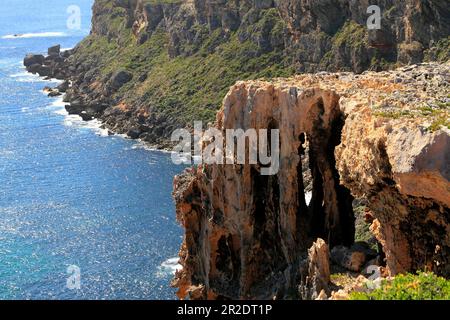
[23,47,72,80]
[299,239,331,300]
[107,0,450,72]
[23,54,45,67]
[173,62,449,299]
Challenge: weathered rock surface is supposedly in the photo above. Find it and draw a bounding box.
[300,239,331,300]
[23,54,45,67]
[173,62,449,299]
[48,44,61,56]
[22,0,450,300]
[109,70,133,92]
[330,244,374,272]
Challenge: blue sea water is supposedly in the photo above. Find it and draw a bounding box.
[0,0,184,299]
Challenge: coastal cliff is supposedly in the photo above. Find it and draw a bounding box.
[22,0,450,300]
[173,62,449,299]
[25,0,449,147]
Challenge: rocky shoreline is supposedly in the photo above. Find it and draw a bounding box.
[23,45,172,149]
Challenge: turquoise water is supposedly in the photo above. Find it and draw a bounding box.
[0,0,183,299]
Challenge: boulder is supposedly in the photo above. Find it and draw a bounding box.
[36,65,52,77]
[138,73,148,82]
[65,101,85,115]
[56,80,70,93]
[48,45,61,56]
[23,54,44,67]
[27,63,42,74]
[331,244,371,272]
[44,55,64,64]
[48,90,62,97]
[61,50,72,59]
[110,70,133,90]
[79,112,94,121]
[299,239,331,300]
[54,72,66,80]
[127,128,142,139]
[62,92,72,103]
[315,290,328,300]
[86,104,108,115]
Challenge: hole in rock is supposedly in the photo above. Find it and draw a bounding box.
[298,98,355,248]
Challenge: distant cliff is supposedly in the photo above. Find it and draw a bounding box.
[36,0,449,146]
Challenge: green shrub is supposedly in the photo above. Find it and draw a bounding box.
[350,272,450,300]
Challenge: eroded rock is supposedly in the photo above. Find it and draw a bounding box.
[300,239,331,300]
[23,54,44,67]
[173,62,450,299]
[331,246,366,272]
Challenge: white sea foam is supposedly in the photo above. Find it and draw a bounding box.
[131,140,171,154]
[2,32,67,39]
[45,96,66,112]
[9,71,28,78]
[0,149,15,159]
[9,71,40,82]
[81,119,110,137]
[62,114,110,137]
[156,257,182,278]
[42,96,108,137]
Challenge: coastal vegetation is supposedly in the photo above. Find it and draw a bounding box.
[350,272,450,300]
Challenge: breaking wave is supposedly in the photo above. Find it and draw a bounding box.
[156,258,182,278]
[2,32,67,39]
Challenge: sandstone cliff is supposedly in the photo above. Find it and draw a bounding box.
[172,62,449,299]
[35,0,450,146]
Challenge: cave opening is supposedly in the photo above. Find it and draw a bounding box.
[215,234,241,283]
[296,98,355,249]
[296,133,309,229]
[296,132,314,244]
[327,114,355,247]
[248,102,357,296]
[250,118,286,278]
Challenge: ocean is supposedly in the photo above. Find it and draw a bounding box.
[0,0,183,300]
